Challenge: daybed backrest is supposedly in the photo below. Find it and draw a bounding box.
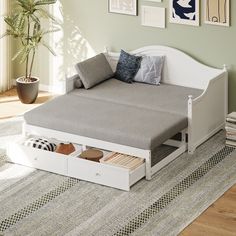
[106,46,223,90]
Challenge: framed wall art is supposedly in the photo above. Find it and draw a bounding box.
[169,0,199,26]
[141,6,165,28]
[145,0,162,2]
[205,0,230,27]
[108,0,138,16]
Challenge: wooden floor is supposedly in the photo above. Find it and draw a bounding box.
[180,185,236,236]
[0,87,54,119]
[1,88,236,235]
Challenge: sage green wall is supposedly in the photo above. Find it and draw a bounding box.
[59,0,236,112]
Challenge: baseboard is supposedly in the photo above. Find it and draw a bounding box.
[39,83,65,94]
[12,79,65,94]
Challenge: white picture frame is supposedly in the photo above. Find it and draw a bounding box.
[141,6,165,28]
[145,0,162,2]
[204,0,230,27]
[169,0,199,26]
[108,0,138,16]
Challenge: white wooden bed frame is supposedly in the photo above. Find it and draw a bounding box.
[24,45,228,181]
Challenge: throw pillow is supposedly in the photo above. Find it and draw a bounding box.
[24,138,57,152]
[115,50,142,83]
[75,53,114,89]
[134,56,165,85]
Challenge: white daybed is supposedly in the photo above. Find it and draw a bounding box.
[7,46,228,191]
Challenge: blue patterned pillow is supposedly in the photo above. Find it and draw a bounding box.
[115,50,142,83]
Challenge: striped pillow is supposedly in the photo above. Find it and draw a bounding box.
[24,138,57,152]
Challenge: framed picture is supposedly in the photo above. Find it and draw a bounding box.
[169,0,199,26]
[108,0,138,16]
[204,0,230,27]
[141,6,165,28]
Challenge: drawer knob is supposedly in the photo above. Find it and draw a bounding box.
[95,172,101,177]
[34,157,38,161]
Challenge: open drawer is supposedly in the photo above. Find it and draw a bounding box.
[6,136,72,175]
[6,136,146,191]
[68,157,145,191]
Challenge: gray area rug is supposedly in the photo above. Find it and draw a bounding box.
[0,117,22,167]
[0,118,236,236]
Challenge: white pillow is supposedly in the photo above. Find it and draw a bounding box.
[134,56,164,85]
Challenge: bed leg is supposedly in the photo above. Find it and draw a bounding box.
[188,141,196,154]
[145,151,152,180]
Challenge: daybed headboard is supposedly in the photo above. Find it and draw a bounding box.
[106,45,225,90]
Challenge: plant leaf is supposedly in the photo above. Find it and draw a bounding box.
[30,14,40,24]
[42,26,60,35]
[35,0,57,6]
[15,13,25,32]
[41,40,56,56]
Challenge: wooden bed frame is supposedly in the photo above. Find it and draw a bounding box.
[23,45,228,184]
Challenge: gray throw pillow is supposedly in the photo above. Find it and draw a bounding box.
[115,50,142,83]
[75,53,114,89]
[134,56,164,85]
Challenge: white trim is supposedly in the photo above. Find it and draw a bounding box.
[39,82,65,94]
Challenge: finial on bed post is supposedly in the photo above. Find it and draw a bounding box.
[188,95,193,113]
[223,64,227,71]
[188,95,193,102]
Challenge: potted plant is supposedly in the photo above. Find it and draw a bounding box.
[1,0,59,104]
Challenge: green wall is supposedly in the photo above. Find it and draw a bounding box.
[60,0,236,112]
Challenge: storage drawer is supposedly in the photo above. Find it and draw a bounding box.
[7,137,146,191]
[7,138,68,175]
[68,157,145,191]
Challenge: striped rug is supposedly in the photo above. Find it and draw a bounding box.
[0,118,236,236]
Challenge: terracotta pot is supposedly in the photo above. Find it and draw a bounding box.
[16,76,39,104]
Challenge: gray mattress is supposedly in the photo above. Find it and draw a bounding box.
[24,79,203,150]
[71,79,202,115]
